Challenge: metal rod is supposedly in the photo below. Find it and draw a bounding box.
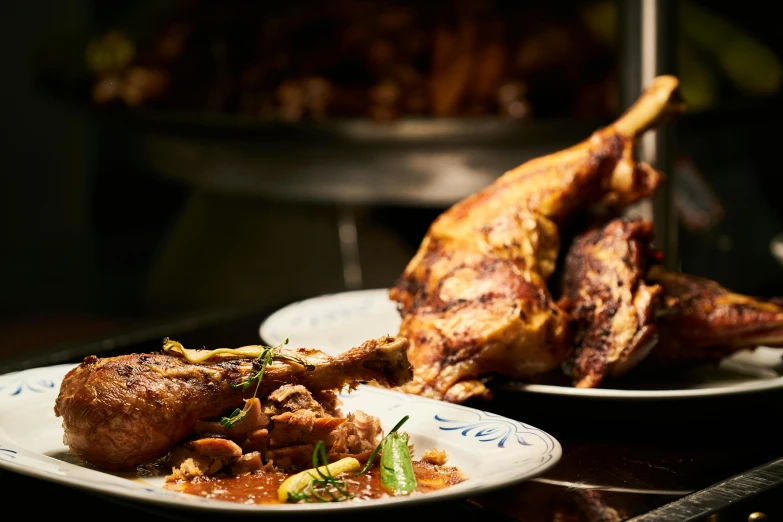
[619,0,652,224]
[337,205,363,290]
[621,0,679,270]
[620,0,642,113]
[641,0,679,270]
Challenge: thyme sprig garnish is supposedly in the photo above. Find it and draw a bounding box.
[286,441,355,503]
[220,338,315,428]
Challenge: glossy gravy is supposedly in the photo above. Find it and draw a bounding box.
[164,461,467,504]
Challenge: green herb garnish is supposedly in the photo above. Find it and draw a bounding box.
[286,441,356,503]
[379,430,417,495]
[285,415,414,503]
[359,414,410,474]
[220,338,315,428]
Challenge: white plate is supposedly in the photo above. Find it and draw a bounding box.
[259,289,783,400]
[0,363,561,515]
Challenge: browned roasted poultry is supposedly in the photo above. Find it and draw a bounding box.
[646,266,783,365]
[54,335,411,472]
[557,217,663,388]
[559,217,783,386]
[389,75,684,403]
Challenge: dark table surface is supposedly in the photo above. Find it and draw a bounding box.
[2,302,783,522]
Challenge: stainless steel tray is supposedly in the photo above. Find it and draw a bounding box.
[99,112,606,207]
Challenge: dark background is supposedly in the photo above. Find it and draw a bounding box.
[1,0,782,360]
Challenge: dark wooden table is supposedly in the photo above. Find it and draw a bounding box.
[2,302,783,522]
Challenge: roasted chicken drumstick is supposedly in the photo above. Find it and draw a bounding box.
[389,75,684,403]
[54,335,411,472]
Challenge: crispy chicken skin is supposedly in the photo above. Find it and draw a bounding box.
[390,76,683,402]
[54,335,411,472]
[558,217,663,388]
[646,266,783,365]
[559,220,783,384]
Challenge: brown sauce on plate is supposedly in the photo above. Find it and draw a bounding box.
[164,461,466,505]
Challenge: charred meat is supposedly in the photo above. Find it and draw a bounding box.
[559,219,783,385]
[646,266,783,365]
[390,75,683,402]
[54,335,411,472]
[558,217,663,388]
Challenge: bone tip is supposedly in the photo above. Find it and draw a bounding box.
[649,74,679,92]
[375,335,408,352]
[648,75,687,111]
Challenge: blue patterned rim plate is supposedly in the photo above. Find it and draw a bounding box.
[0,363,561,514]
[259,289,783,400]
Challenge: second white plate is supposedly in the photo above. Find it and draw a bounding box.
[259,289,783,400]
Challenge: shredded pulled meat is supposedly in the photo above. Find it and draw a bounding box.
[266,384,329,416]
[327,410,383,461]
[421,448,449,466]
[165,384,381,480]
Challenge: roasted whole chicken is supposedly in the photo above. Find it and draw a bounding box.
[390,74,783,400]
[54,335,412,472]
[389,75,683,402]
